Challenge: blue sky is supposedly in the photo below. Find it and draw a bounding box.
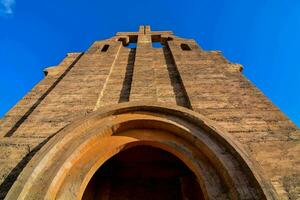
[0,0,299,126]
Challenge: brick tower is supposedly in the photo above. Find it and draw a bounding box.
[0,26,299,200]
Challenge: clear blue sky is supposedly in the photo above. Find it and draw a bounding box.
[0,0,299,126]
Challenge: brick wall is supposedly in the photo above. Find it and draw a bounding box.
[0,26,299,199]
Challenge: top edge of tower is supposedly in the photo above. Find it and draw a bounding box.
[116,25,173,36]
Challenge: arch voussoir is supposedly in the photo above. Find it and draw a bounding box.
[5,102,276,200]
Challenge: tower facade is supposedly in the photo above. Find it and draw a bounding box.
[0,26,299,199]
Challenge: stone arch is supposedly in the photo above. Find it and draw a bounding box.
[5,102,277,200]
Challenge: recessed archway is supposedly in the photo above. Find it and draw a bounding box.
[82,145,204,200]
[5,102,277,200]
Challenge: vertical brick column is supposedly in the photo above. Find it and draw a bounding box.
[164,41,192,108]
[130,26,157,101]
[93,42,124,108]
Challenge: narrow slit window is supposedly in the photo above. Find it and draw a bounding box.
[101,44,109,52]
[181,43,191,51]
[152,42,164,48]
[127,42,137,49]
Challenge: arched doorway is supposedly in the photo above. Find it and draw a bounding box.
[83,145,204,200]
[5,102,276,200]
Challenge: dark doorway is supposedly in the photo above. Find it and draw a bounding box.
[82,146,204,200]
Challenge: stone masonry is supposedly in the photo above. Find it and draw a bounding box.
[0,25,299,199]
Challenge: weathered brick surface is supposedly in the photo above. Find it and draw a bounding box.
[0,25,299,199]
[168,38,300,199]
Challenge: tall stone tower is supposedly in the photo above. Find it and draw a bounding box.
[0,26,299,200]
